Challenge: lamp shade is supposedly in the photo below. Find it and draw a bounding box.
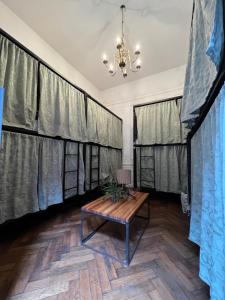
[116,169,131,185]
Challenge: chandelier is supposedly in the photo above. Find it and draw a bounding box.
[102,4,142,78]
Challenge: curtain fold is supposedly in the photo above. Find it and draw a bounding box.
[0,34,38,130]
[87,98,122,148]
[190,86,225,300]
[100,147,110,184]
[108,149,122,179]
[135,100,181,145]
[87,99,108,145]
[38,64,87,141]
[178,145,188,194]
[176,98,190,143]
[155,146,180,193]
[108,114,123,149]
[38,138,64,210]
[0,131,39,224]
[181,0,224,124]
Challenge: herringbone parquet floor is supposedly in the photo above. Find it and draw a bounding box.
[0,200,209,300]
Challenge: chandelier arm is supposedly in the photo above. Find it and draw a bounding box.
[121,5,125,42]
[131,56,140,65]
[110,70,117,76]
[131,69,139,73]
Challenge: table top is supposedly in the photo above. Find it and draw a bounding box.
[81,191,149,224]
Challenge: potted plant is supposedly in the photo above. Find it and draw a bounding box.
[102,179,127,203]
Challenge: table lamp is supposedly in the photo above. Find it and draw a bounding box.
[116,169,135,198]
[116,169,131,186]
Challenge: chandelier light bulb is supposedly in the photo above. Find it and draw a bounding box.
[136,58,142,69]
[109,64,114,74]
[102,53,108,64]
[116,37,122,45]
[123,70,128,78]
[135,44,141,55]
[116,37,122,49]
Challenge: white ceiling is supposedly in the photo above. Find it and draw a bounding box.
[2,0,193,90]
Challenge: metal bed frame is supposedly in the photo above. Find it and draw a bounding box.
[0,28,123,202]
[133,96,186,190]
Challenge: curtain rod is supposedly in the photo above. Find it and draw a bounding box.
[2,126,123,151]
[86,94,122,121]
[0,28,122,123]
[134,143,187,147]
[133,95,183,109]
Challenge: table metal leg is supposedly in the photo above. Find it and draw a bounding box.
[80,211,84,244]
[125,222,130,266]
[148,198,150,223]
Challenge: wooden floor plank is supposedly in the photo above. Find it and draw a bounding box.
[95,253,111,293]
[79,269,92,300]
[88,260,103,300]
[0,199,209,300]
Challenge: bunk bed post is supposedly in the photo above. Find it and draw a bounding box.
[98,146,100,186]
[90,145,93,190]
[187,133,192,204]
[36,62,41,121]
[62,141,66,201]
[77,142,80,195]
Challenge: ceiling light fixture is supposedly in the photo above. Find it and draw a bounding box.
[102,4,142,78]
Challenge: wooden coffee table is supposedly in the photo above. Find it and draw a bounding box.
[80,191,149,266]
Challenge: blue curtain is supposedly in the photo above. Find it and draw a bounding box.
[188,0,225,299]
[190,86,225,300]
[181,0,224,124]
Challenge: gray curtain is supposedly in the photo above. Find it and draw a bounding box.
[100,147,110,184]
[87,98,122,148]
[100,147,122,183]
[135,100,181,145]
[136,145,187,193]
[154,145,187,193]
[38,138,64,210]
[65,142,85,198]
[38,64,87,141]
[176,98,190,143]
[179,145,188,194]
[87,99,108,145]
[108,114,123,149]
[181,0,224,124]
[108,148,122,179]
[0,34,38,130]
[0,131,39,224]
